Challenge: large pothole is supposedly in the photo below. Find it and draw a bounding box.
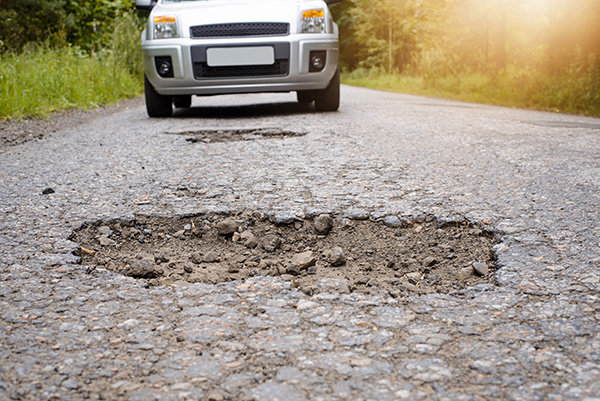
[71,213,498,297]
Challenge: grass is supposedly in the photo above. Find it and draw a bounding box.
[0,46,142,120]
[0,11,144,120]
[342,68,600,117]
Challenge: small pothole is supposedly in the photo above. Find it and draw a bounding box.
[167,128,306,143]
[70,213,498,297]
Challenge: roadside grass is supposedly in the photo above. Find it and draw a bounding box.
[0,12,143,120]
[0,47,141,119]
[342,68,600,117]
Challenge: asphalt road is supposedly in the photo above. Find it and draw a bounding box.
[1,85,599,400]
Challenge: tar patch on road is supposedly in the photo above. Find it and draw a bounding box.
[71,213,499,297]
[166,128,306,143]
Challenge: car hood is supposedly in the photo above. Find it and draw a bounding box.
[153,0,329,29]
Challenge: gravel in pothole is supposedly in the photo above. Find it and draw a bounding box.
[70,213,499,297]
[166,128,306,143]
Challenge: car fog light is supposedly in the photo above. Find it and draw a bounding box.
[309,51,326,72]
[158,61,171,75]
[155,56,174,78]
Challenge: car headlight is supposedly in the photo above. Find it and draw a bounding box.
[301,9,325,33]
[154,16,178,39]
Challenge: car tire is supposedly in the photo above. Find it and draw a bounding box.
[297,90,314,103]
[145,75,173,117]
[314,68,340,112]
[173,95,192,109]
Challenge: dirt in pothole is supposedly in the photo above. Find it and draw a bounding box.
[71,213,498,297]
[167,128,306,144]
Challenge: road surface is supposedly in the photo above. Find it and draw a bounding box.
[1,86,599,400]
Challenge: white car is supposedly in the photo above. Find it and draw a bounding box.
[135,0,341,117]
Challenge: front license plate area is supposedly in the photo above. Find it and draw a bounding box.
[207,46,275,67]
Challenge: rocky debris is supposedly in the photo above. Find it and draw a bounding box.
[323,247,346,266]
[191,251,220,264]
[423,256,437,267]
[217,219,238,236]
[98,236,116,246]
[97,226,113,236]
[473,262,490,276]
[406,271,422,284]
[125,259,162,279]
[177,128,306,144]
[314,214,334,235]
[202,251,219,263]
[261,234,282,252]
[41,187,55,195]
[290,251,317,270]
[383,215,403,228]
[239,230,258,248]
[72,214,498,295]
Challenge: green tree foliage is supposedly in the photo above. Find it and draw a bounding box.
[0,0,138,52]
[336,0,600,77]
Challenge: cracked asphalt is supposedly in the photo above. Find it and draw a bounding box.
[1,85,599,400]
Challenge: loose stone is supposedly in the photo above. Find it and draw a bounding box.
[261,234,282,252]
[423,256,437,267]
[98,236,115,246]
[240,230,258,248]
[125,260,162,279]
[97,226,113,236]
[291,251,317,270]
[473,262,489,276]
[323,247,346,266]
[383,215,403,228]
[217,219,238,236]
[314,214,334,235]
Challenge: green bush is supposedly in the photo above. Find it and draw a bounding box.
[0,11,144,119]
[342,66,600,117]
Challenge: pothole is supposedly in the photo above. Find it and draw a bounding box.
[167,128,306,143]
[70,213,499,297]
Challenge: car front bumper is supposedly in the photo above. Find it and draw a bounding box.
[142,35,339,96]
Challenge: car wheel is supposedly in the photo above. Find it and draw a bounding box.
[144,75,173,117]
[173,95,192,109]
[297,90,314,103]
[314,68,340,112]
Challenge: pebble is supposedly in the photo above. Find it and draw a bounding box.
[473,262,490,276]
[125,260,162,279]
[423,256,437,267]
[240,230,258,248]
[383,215,403,228]
[98,236,115,246]
[323,247,346,266]
[97,226,113,236]
[291,251,317,270]
[217,219,238,236]
[314,214,334,235]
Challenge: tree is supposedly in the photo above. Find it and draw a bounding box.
[0,0,137,52]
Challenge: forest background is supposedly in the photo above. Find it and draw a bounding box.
[1,0,599,118]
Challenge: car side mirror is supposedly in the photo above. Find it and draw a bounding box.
[135,0,156,11]
[325,0,343,4]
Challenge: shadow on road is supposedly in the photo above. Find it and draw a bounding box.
[171,101,316,119]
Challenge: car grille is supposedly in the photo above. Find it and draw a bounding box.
[193,60,289,79]
[190,23,290,38]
